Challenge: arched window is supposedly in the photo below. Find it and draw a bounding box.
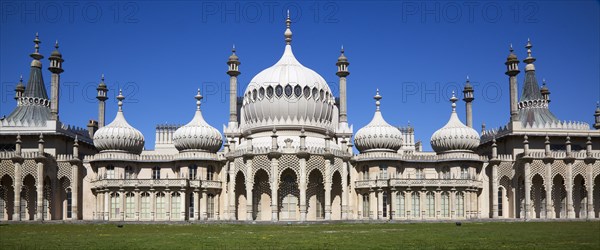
[456,192,464,217]
[106,165,115,179]
[379,165,388,179]
[110,192,120,219]
[441,192,450,217]
[125,192,135,219]
[497,187,503,217]
[252,89,257,101]
[303,86,310,98]
[396,192,405,218]
[312,88,319,100]
[294,85,302,97]
[171,192,181,220]
[259,87,265,99]
[152,167,161,180]
[426,192,435,217]
[266,86,274,98]
[189,165,198,180]
[125,166,134,179]
[140,192,150,219]
[66,188,72,219]
[412,191,420,218]
[284,84,293,97]
[207,166,214,181]
[362,194,369,218]
[275,85,283,97]
[207,194,215,219]
[155,192,165,219]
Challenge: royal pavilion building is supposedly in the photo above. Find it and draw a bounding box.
[0,16,599,222]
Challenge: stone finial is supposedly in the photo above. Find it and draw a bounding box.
[284,9,292,45]
[117,89,125,111]
[195,88,203,110]
[374,89,382,111]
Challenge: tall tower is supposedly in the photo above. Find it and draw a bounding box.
[227,45,241,127]
[336,46,350,124]
[96,74,108,128]
[505,44,520,122]
[594,102,600,130]
[463,76,474,128]
[540,78,550,103]
[48,40,64,120]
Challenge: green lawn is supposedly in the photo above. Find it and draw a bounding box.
[0,221,598,249]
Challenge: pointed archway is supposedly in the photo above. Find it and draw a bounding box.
[234,172,246,220]
[0,175,14,221]
[531,174,546,218]
[279,168,299,221]
[551,175,567,218]
[306,169,324,220]
[572,175,587,218]
[252,169,271,221]
[331,171,342,220]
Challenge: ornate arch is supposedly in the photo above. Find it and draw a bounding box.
[278,155,300,183]
[251,155,270,181]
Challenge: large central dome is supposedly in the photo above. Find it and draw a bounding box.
[240,16,337,134]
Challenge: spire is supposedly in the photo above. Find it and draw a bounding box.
[195,88,203,111]
[30,32,43,62]
[450,91,458,112]
[117,89,125,112]
[374,88,382,111]
[523,38,536,71]
[284,10,292,45]
[594,101,600,129]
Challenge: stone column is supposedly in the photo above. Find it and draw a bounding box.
[369,191,376,219]
[524,162,531,220]
[270,157,279,222]
[228,163,236,220]
[193,190,200,220]
[36,161,44,221]
[492,164,498,218]
[215,193,220,220]
[566,161,574,218]
[12,160,22,221]
[324,159,332,220]
[104,189,109,220]
[587,162,595,219]
[299,157,307,221]
[341,161,349,220]
[200,189,207,220]
[545,161,553,219]
[71,163,79,220]
[390,188,396,220]
[135,189,140,221]
[356,193,362,219]
[165,189,171,221]
[450,190,455,219]
[150,190,155,221]
[377,189,383,220]
[245,158,253,221]
[120,189,125,221]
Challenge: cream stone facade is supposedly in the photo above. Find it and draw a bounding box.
[1,18,599,222]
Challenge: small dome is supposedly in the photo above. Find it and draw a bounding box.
[354,90,403,153]
[173,90,223,153]
[93,90,145,154]
[50,41,62,58]
[228,46,239,62]
[430,93,480,153]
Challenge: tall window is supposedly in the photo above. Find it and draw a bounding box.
[152,167,161,180]
[106,165,115,179]
[396,192,405,218]
[440,167,450,179]
[281,194,297,220]
[497,188,503,217]
[189,165,197,180]
[316,192,324,219]
[379,166,388,179]
[416,168,424,179]
[141,192,150,219]
[110,192,120,219]
[460,167,469,179]
[66,188,72,218]
[362,167,369,180]
[125,166,134,179]
[456,192,464,217]
[412,191,420,218]
[207,194,215,219]
[382,192,388,217]
[20,191,26,219]
[125,192,135,219]
[441,192,450,217]
[189,194,195,218]
[426,192,435,217]
[171,192,181,220]
[362,194,369,218]
[155,192,165,219]
[207,166,214,180]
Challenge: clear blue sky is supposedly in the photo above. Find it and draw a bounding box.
[1,1,599,151]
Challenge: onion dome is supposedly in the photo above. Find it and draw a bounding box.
[240,12,335,133]
[173,89,223,153]
[228,45,239,62]
[540,78,549,94]
[50,40,62,57]
[354,89,403,153]
[337,46,348,63]
[15,75,25,92]
[430,92,480,153]
[507,43,517,60]
[93,90,145,154]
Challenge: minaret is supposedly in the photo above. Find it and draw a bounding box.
[14,75,24,100]
[505,44,520,122]
[594,102,600,129]
[463,75,474,128]
[540,78,550,103]
[96,74,108,128]
[336,45,350,124]
[227,45,241,126]
[48,40,64,120]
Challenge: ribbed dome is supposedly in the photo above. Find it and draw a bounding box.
[430,94,480,153]
[354,90,402,153]
[93,91,145,154]
[240,17,336,134]
[173,90,223,153]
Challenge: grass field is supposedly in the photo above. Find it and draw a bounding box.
[1,221,598,249]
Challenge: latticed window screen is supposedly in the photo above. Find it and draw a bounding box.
[140,192,150,219]
[441,192,450,217]
[426,192,435,217]
[110,192,120,219]
[498,188,503,217]
[155,193,165,219]
[171,193,181,220]
[455,192,464,217]
[66,189,72,218]
[207,194,215,219]
[126,193,135,219]
[396,192,405,217]
[412,192,420,218]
